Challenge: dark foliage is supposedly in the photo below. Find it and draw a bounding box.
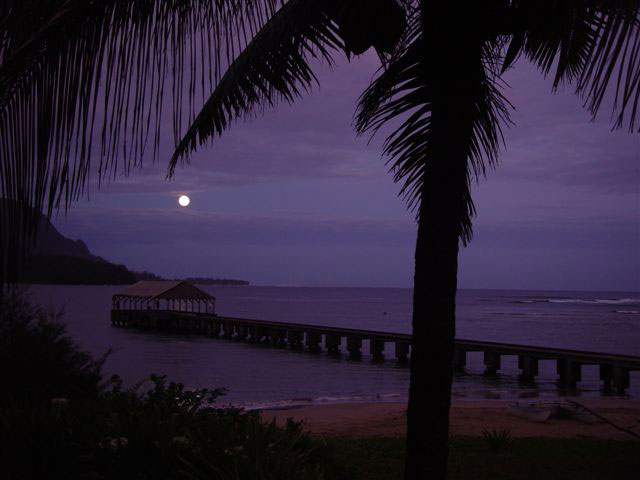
[0,296,349,479]
[0,375,349,480]
[335,0,406,56]
[0,293,105,404]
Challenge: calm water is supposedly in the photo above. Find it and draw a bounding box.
[27,285,640,407]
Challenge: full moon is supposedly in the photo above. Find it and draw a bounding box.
[178,195,190,207]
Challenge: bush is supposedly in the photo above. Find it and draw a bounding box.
[0,296,349,479]
[0,375,348,480]
[0,292,105,404]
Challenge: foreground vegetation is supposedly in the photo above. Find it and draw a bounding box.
[327,436,640,480]
[1,377,351,480]
[2,295,638,479]
[0,295,348,480]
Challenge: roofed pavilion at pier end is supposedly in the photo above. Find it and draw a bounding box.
[112,280,216,314]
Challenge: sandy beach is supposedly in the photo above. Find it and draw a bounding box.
[262,398,640,440]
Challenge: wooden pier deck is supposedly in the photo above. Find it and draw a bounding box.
[111,309,640,393]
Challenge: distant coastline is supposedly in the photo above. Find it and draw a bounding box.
[182,277,249,286]
[129,271,248,285]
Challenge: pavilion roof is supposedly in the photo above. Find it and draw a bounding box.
[113,281,214,300]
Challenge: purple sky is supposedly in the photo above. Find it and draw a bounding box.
[53,52,639,291]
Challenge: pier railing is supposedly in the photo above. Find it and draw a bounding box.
[111,309,640,393]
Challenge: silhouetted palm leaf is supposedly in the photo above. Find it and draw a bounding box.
[356,0,639,247]
[502,0,640,131]
[1,0,283,199]
[578,0,640,129]
[355,39,512,243]
[169,0,343,174]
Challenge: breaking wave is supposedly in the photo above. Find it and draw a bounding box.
[517,297,640,306]
[236,393,403,411]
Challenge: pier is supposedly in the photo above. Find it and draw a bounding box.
[112,298,640,395]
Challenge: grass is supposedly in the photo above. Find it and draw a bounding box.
[480,427,514,452]
[325,436,640,480]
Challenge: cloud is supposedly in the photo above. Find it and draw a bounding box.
[55,207,416,250]
[497,61,640,195]
[47,54,638,290]
[53,205,417,287]
[50,199,639,290]
[471,215,639,251]
[82,55,638,201]
[84,53,386,196]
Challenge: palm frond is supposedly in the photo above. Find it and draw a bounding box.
[169,0,342,174]
[356,39,512,243]
[502,0,640,131]
[577,0,640,130]
[501,0,597,84]
[0,0,282,283]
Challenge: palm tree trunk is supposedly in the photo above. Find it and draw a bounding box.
[404,6,482,478]
[403,139,467,480]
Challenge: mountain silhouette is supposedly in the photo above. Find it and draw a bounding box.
[2,200,248,285]
[21,210,136,285]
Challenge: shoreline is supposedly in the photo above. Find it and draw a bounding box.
[232,389,637,412]
[261,398,640,440]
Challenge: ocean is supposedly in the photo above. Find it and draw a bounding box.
[27,285,640,408]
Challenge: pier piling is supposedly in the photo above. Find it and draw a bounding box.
[557,359,582,387]
[236,324,248,342]
[255,326,268,343]
[271,329,287,347]
[306,332,322,352]
[600,364,613,390]
[453,348,467,372]
[246,326,258,343]
[325,334,341,354]
[395,342,409,363]
[211,321,222,337]
[612,366,630,393]
[287,331,303,349]
[370,338,385,361]
[484,351,501,376]
[518,355,539,382]
[223,321,234,338]
[347,336,362,358]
